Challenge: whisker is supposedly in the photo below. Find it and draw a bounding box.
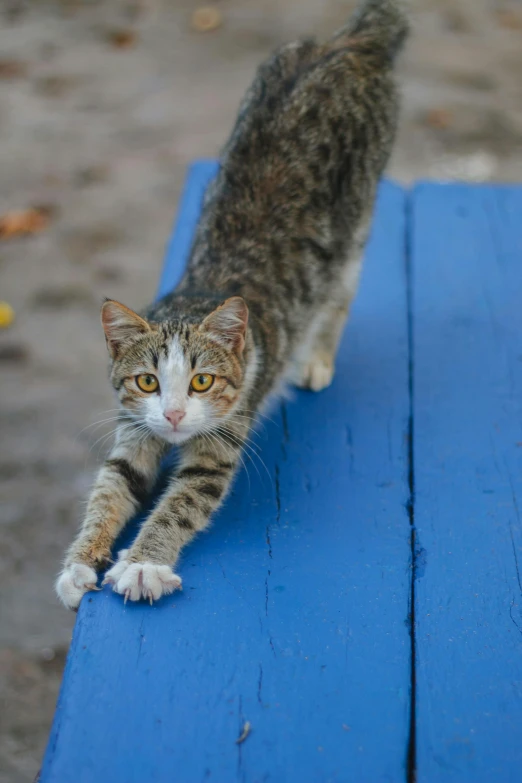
[88,421,140,457]
[212,424,272,488]
[200,424,249,474]
[227,413,267,438]
[230,412,267,431]
[77,415,129,438]
[238,408,278,427]
[204,429,251,493]
[199,430,224,468]
[218,425,273,488]
[131,427,153,457]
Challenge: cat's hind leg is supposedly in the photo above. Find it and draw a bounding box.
[292,255,362,391]
[291,301,349,392]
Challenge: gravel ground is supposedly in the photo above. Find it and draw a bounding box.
[1,1,522,780]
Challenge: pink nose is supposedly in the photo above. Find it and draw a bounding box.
[164,409,185,428]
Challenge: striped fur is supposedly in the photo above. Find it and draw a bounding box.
[56,0,408,609]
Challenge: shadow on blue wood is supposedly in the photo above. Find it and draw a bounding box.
[42,163,411,783]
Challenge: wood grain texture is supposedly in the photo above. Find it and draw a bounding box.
[411,184,522,783]
[41,164,412,783]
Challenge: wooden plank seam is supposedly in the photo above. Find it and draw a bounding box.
[405,192,417,783]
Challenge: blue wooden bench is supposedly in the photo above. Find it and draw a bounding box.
[41,162,522,783]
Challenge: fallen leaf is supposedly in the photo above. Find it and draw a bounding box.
[191,6,223,33]
[107,28,138,48]
[424,108,453,130]
[0,208,51,239]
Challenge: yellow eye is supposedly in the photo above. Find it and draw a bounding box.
[136,374,159,393]
[190,373,214,392]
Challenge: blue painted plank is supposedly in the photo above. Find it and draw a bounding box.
[411,184,522,782]
[42,165,411,783]
[158,159,219,298]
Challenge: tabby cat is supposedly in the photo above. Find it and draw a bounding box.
[57,0,408,608]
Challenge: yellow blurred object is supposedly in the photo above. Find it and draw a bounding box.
[191,6,223,33]
[0,301,15,328]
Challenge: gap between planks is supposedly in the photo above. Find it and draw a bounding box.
[405,189,417,783]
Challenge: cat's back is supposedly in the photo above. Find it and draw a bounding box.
[177,0,409,315]
[227,29,403,169]
[203,1,408,244]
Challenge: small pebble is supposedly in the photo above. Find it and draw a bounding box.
[424,108,452,130]
[75,164,109,187]
[496,10,522,30]
[0,59,28,79]
[107,28,138,48]
[0,343,29,363]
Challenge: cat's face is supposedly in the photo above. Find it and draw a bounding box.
[101,297,248,445]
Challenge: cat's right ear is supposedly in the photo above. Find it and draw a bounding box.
[101,299,151,359]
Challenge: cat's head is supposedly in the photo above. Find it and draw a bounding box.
[101,297,249,445]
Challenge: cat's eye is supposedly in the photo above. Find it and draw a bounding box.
[190,373,214,393]
[136,373,159,393]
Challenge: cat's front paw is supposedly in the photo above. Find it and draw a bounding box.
[103,550,182,604]
[56,563,99,610]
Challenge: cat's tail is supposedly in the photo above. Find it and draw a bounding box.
[332,0,409,63]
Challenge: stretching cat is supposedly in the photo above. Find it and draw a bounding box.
[57,0,408,609]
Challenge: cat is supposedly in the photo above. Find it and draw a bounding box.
[56,0,409,609]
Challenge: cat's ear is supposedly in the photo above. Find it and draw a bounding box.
[201,296,249,354]
[101,299,151,359]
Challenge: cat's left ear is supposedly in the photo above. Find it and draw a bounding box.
[101,299,151,359]
[201,296,248,355]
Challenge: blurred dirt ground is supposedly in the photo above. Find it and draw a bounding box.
[1,0,522,779]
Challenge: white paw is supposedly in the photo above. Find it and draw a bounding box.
[294,355,334,392]
[56,563,99,610]
[103,550,182,604]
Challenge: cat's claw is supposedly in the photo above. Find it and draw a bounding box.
[104,553,182,604]
[101,548,129,587]
[56,563,99,610]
